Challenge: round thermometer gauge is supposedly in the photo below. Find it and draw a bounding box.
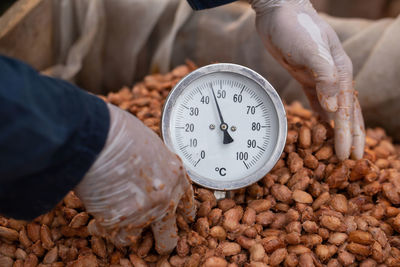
[161,63,287,190]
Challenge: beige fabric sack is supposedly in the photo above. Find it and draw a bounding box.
[42,0,400,140]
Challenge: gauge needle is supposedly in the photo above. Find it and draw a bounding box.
[210,83,234,144]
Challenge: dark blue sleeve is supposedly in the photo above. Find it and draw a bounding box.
[0,55,110,220]
[187,0,237,10]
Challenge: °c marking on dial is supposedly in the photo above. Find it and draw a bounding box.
[215,167,226,176]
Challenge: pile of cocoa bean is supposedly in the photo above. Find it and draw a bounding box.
[1,62,400,267]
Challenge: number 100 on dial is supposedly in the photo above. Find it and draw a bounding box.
[161,63,287,190]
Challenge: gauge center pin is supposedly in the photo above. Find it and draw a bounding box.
[220,123,228,131]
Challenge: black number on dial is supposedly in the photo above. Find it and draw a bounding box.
[200,96,210,104]
[247,139,256,148]
[189,107,199,116]
[246,106,256,114]
[251,122,261,131]
[185,123,194,132]
[190,138,197,147]
[236,152,249,161]
[217,90,226,99]
[233,94,242,103]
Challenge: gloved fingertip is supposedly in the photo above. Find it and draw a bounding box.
[177,188,197,223]
[351,98,365,160]
[335,129,352,161]
[336,148,350,161]
[351,132,366,160]
[151,213,179,255]
[321,95,338,112]
[351,145,364,160]
[155,239,178,255]
[154,230,178,255]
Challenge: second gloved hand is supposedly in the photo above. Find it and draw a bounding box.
[74,104,196,254]
[248,0,365,160]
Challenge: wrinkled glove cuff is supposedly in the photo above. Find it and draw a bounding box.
[247,0,311,15]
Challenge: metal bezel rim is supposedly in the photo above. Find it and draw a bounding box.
[161,63,287,190]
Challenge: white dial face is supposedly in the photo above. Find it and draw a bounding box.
[166,70,282,189]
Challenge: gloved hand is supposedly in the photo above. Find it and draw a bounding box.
[248,0,365,160]
[74,104,196,254]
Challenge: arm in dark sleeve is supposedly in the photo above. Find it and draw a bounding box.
[186,0,237,10]
[0,55,110,220]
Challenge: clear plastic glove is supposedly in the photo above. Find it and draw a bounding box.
[74,104,196,254]
[248,0,365,160]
